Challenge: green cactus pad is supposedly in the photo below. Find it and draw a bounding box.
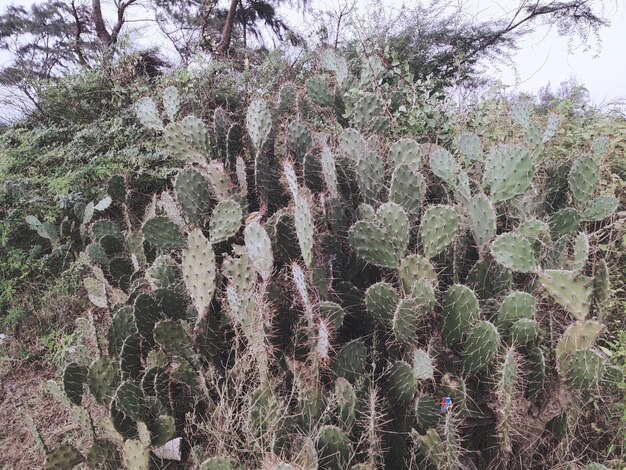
[429,147,457,185]
[334,377,357,427]
[200,456,239,470]
[86,243,110,265]
[99,234,124,257]
[388,361,418,405]
[63,363,88,406]
[294,195,315,268]
[389,164,426,216]
[488,146,533,203]
[352,94,384,132]
[107,175,127,203]
[154,320,194,357]
[441,284,479,346]
[526,346,546,401]
[581,195,618,221]
[415,395,441,430]
[135,96,163,131]
[566,349,605,390]
[349,220,398,268]
[555,320,603,367]
[115,381,146,421]
[462,321,499,374]
[355,146,385,205]
[467,193,496,248]
[222,253,256,294]
[491,233,538,273]
[549,208,582,237]
[389,138,422,167]
[122,439,150,470]
[146,255,180,290]
[209,199,242,244]
[320,146,340,199]
[45,444,84,470]
[510,101,531,128]
[162,86,179,122]
[365,282,399,324]
[182,228,216,320]
[356,203,375,220]
[287,120,312,160]
[175,168,212,227]
[392,299,422,345]
[318,301,347,330]
[213,108,230,162]
[376,202,410,256]
[568,155,599,206]
[339,128,366,162]
[133,293,159,340]
[142,217,185,250]
[306,76,334,107]
[88,357,120,406]
[164,122,201,162]
[457,133,482,162]
[244,221,274,281]
[181,115,212,156]
[277,82,296,114]
[540,269,593,320]
[108,306,135,356]
[247,99,273,150]
[510,318,540,344]
[398,254,438,294]
[86,440,122,470]
[334,339,368,383]
[316,425,352,470]
[91,219,123,241]
[420,205,460,259]
[150,414,176,447]
[496,291,537,331]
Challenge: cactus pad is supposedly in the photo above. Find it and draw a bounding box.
[496,291,536,331]
[389,164,426,216]
[539,269,593,320]
[467,193,496,248]
[143,217,185,250]
[365,282,399,325]
[316,425,352,470]
[182,229,216,321]
[388,361,418,405]
[389,138,422,167]
[420,205,460,259]
[441,284,479,346]
[488,146,533,203]
[568,155,599,206]
[462,321,499,374]
[247,99,273,150]
[566,349,605,390]
[491,233,538,273]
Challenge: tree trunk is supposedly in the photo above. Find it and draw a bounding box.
[216,0,239,56]
[91,0,112,46]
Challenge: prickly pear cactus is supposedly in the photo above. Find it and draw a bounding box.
[44,51,621,470]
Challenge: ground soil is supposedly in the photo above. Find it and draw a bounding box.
[0,357,90,469]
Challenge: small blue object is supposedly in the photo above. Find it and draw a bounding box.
[440,396,452,411]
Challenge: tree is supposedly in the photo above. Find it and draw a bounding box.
[215,0,308,56]
[343,0,615,87]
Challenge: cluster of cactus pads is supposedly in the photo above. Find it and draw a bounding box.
[40,51,622,470]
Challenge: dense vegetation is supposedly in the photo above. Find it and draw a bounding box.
[1,43,625,470]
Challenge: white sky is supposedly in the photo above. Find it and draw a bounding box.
[0,0,624,106]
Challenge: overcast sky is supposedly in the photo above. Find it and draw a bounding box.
[0,0,624,106]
